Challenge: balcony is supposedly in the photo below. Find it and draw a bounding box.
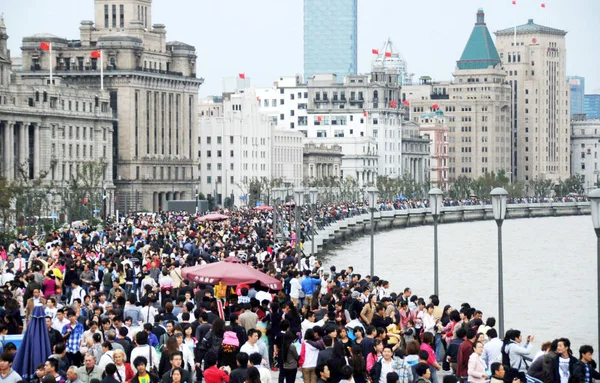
[431,93,450,100]
[332,97,346,103]
[314,98,329,103]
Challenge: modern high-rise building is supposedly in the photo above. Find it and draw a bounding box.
[403,9,511,182]
[567,76,585,116]
[18,0,203,212]
[495,19,570,185]
[585,94,600,119]
[303,0,357,82]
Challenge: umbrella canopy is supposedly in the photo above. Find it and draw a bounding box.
[13,306,51,381]
[196,213,229,222]
[182,261,282,290]
[253,205,274,211]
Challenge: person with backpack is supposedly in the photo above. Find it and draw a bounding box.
[501,329,534,373]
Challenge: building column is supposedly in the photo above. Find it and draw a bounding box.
[3,122,13,179]
[33,124,41,178]
[19,123,29,175]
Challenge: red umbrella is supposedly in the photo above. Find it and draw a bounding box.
[181,261,282,290]
[196,213,229,222]
[253,205,274,211]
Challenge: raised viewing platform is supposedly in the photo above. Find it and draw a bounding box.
[306,202,591,254]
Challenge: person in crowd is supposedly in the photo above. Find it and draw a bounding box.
[77,354,103,383]
[467,342,488,383]
[501,330,534,373]
[0,352,21,383]
[572,345,600,383]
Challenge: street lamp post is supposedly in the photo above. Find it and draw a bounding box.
[588,188,600,354]
[272,187,284,245]
[294,187,305,254]
[366,186,379,277]
[428,187,444,296]
[309,187,318,260]
[490,187,508,338]
[195,186,199,215]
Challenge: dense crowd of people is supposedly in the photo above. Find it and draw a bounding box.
[0,205,596,383]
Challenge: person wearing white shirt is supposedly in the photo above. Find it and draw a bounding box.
[301,312,325,339]
[255,290,272,304]
[13,253,26,273]
[289,272,302,307]
[239,329,270,368]
[70,281,87,305]
[249,353,272,383]
[0,271,14,286]
[130,331,159,370]
[52,309,70,332]
[482,329,503,367]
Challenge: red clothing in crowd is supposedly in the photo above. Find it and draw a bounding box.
[203,366,230,383]
[456,339,473,378]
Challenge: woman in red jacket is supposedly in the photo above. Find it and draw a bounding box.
[113,350,135,383]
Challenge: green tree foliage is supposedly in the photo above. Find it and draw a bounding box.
[553,176,584,197]
[529,177,554,198]
[59,160,106,223]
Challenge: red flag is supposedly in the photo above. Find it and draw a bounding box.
[256,96,261,102]
[372,49,379,55]
[512,0,516,4]
[238,73,245,79]
[317,116,322,122]
[403,100,410,106]
[385,52,392,57]
[40,42,51,51]
[363,111,367,117]
[90,50,101,59]
[432,103,439,110]
[389,100,397,108]
[541,3,546,7]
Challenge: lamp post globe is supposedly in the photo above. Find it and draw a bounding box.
[490,187,508,222]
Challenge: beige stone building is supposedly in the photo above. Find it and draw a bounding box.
[401,121,430,185]
[17,0,202,212]
[495,19,570,185]
[418,112,449,189]
[403,9,511,181]
[0,17,116,215]
[303,143,343,181]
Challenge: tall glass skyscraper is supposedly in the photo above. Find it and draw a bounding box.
[585,94,600,119]
[303,0,357,82]
[567,76,585,116]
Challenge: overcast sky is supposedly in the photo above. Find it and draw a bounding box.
[3,0,599,96]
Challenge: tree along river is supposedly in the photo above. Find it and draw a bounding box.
[322,215,596,350]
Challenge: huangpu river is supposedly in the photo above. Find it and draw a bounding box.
[322,215,596,350]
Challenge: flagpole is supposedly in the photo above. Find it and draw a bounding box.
[49,43,53,85]
[100,50,104,91]
[513,2,517,47]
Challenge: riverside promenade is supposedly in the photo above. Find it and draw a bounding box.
[305,202,591,254]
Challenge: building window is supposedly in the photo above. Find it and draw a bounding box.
[207,176,212,184]
[120,4,124,28]
[104,5,109,28]
[112,5,117,28]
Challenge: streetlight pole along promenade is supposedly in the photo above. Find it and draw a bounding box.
[428,188,443,297]
[588,188,600,354]
[366,187,378,278]
[490,187,508,338]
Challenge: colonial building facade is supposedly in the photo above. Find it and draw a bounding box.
[18,0,202,212]
[0,16,116,216]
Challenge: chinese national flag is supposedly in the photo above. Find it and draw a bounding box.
[512,0,516,4]
[372,49,379,55]
[256,96,260,102]
[238,73,246,79]
[403,100,410,106]
[432,103,439,110]
[390,100,397,108]
[90,50,101,59]
[40,42,51,51]
[317,116,322,122]
[363,111,367,117]
[541,3,546,7]
[385,52,392,57]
